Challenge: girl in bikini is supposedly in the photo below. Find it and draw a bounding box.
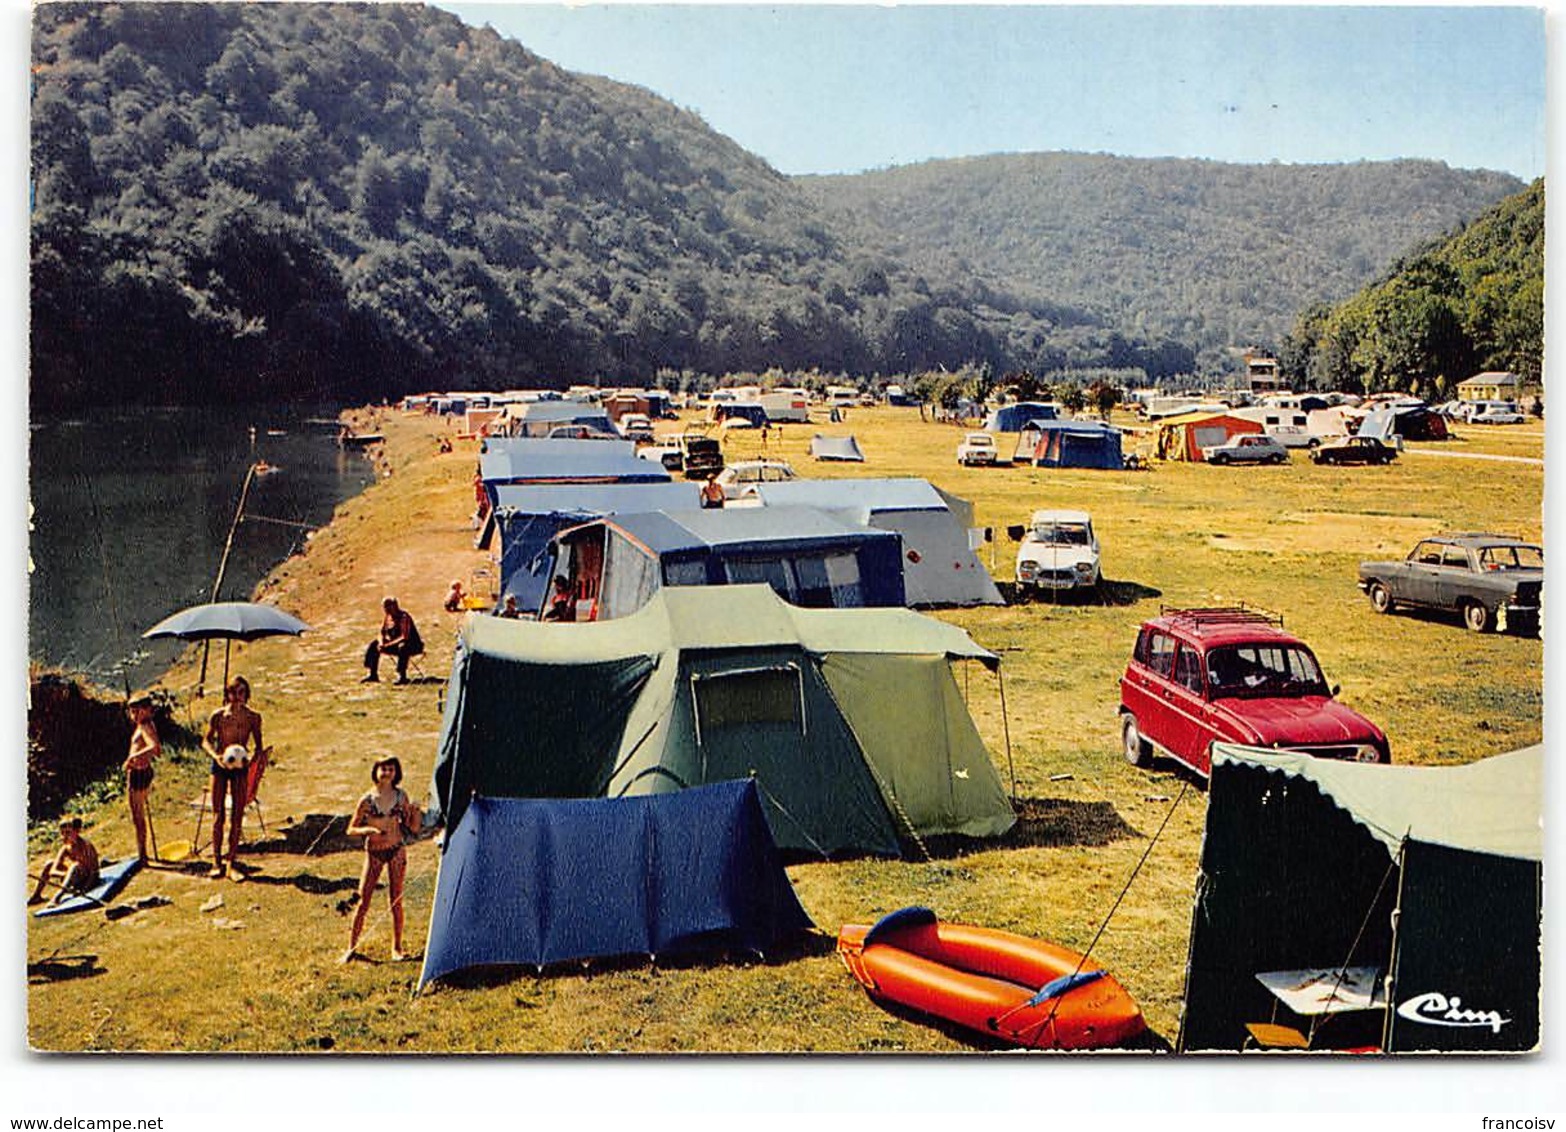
[343,756,422,963]
[123,696,160,863]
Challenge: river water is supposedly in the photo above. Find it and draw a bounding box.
[28,405,375,691]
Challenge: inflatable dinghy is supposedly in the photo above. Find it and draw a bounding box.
[838,907,1148,1050]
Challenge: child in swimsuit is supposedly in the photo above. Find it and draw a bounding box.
[29,817,101,905]
[124,695,160,863]
[343,756,422,963]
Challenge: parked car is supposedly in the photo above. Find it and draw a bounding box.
[1015,509,1100,596]
[672,433,724,479]
[1469,402,1528,425]
[617,413,655,442]
[1118,607,1390,777]
[1309,436,1399,466]
[1202,434,1289,465]
[956,432,1002,466]
[716,459,798,498]
[1358,533,1543,634]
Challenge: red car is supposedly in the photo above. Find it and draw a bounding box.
[1118,608,1389,777]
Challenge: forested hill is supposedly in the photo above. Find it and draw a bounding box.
[1277,179,1543,396]
[801,155,1523,362]
[31,2,1133,410]
[30,4,1523,410]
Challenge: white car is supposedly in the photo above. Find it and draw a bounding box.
[617,413,655,442]
[1469,402,1527,425]
[1015,509,1101,594]
[716,459,798,498]
[1202,434,1289,465]
[956,432,1001,466]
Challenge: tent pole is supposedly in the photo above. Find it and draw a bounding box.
[1381,836,1411,1053]
[996,661,1016,801]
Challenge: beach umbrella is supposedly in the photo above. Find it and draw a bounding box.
[144,601,310,643]
[143,601,310,692]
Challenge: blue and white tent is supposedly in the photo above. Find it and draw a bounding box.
[477,481,705,613]
[548,506,906,619]
[984,402,1058,432]
[747,479,1002,606]
[478,438,671,508]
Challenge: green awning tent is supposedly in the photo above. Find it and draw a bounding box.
[1178,744,1541,1053]
[428,585,1015,857]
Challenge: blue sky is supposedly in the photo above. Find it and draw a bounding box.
[438,4,1545,179]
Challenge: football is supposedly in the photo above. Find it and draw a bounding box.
[219,743,251,770]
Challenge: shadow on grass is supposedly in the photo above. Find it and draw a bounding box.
[421,929,836,994]
[28,954,106,984]
[924,797,1141,859]
[997,579,1161,608]
[859,996,1174,1054]
[250,813,358,856]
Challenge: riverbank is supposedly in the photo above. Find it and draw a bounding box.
[25,405,1542,1052]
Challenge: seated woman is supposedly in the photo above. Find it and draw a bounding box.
[363,597,424,684]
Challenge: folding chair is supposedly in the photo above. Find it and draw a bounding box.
[186,747,271,855]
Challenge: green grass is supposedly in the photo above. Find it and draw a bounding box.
[26,405,1541,1053]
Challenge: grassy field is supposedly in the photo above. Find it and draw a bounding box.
[25,404,1543,1053]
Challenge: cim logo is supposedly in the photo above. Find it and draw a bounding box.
[1396,991,1509,1034]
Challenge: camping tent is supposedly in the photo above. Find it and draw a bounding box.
[810,434,865,462]
[547,506,907,619]
[478,438,671,508]
[499,401,616,438]
[1154,410,1264,462]
[1359,406,1449,443]
[427,585,1015,857]
[417,780,813,989]
[983,402,1058,432]
[477,481,706,612]
[1178,744,1541,1053]
[1015,420,1125,469]
[748,478,1003,606]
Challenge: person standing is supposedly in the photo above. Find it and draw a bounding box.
[343,756,422,963]
[123,695,160,863]
[202,676,263,880]
[700,473,725,509]
[363,596,423,684]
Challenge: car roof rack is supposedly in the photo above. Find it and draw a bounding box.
[1159,604,1284,630]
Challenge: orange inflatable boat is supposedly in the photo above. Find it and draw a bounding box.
[838,907,1148,1050]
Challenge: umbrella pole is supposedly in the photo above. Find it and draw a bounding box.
[223,639,231,688]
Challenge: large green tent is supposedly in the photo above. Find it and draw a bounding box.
[1178,743,1541,1053]
[428,585,1015,857]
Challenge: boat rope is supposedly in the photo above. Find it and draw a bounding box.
[1309,844,1401,1046]
[994,779,1190,1046]
[749,775,833,860]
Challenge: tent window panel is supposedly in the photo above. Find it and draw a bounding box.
[822,553,864,607]
[664,559,708,587]
[725,557,794,600]
[691,667,804,741]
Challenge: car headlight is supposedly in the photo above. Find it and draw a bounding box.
[1073,561,1095,574]
[1353,746,1381,763]
[1018,561,1037,578]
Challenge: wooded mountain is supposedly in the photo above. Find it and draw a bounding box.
[29,3,1524,408]
[802,155,1523,365]
[1277,179,1543,396]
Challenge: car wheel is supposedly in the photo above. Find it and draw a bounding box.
[1462,600,1494,633]
[1121,713,1151,768]
[1367,581,1392,614]
[1270,453,1286,465]
[1307,438,1321,449]
[1210,454,1225,466]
